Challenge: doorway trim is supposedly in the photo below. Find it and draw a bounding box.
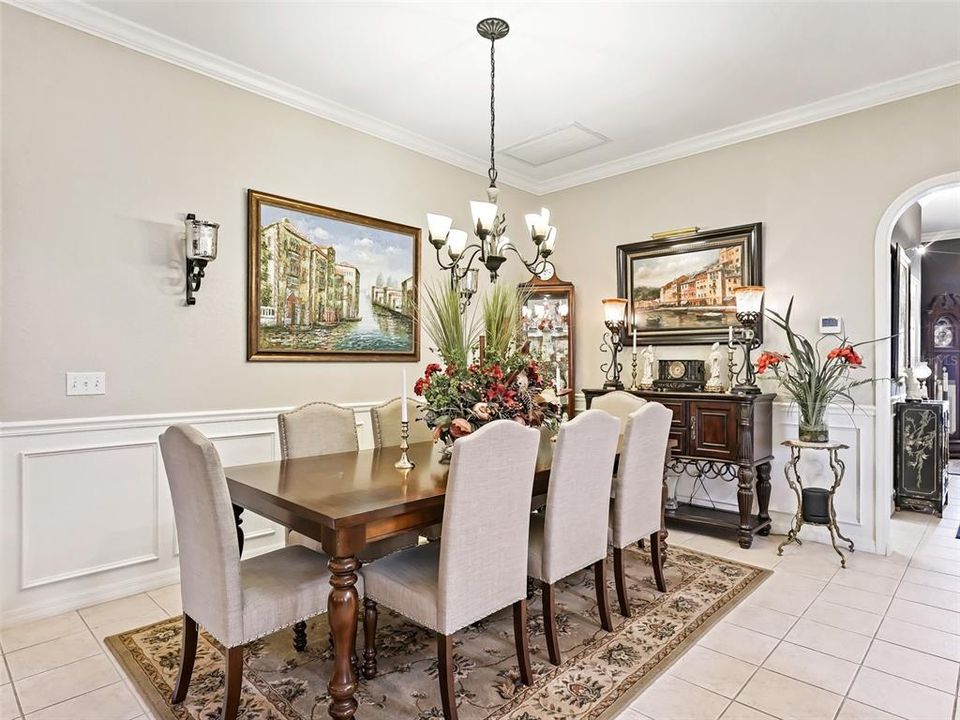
[873,171,960,555]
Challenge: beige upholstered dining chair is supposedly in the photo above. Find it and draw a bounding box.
[610,402,673,616]
[370,397,434,447]
[278,400,359,459]
[591,390,647,431]
[361,420,541,720]
[160,425,342,720]
[279,400,417,650]
[527,409,620,665]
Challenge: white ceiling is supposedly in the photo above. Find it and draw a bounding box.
[920,185,960,237]
[15,1,960,194]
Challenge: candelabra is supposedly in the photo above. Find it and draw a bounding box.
[629,349,639,391]
[394,421,415,469]
[730,286,765,395]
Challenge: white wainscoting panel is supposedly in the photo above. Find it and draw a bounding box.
[20,442,159,589]
[0,404,375,628]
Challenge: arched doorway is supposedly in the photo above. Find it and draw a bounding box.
[872,171,960,555]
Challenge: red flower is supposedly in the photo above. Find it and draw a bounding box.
[489,363,504,380]
[828,345,863,367]
[413,377,429,396]
[445,364,456,377]
[424,363,442,377]
[756,351,787,374]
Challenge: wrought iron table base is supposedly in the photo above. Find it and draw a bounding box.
[777,442,854,567]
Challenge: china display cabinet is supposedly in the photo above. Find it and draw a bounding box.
[519,271,576,419]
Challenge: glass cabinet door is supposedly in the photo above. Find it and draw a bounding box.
[519,273,576,418]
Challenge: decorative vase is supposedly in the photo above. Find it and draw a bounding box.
[798,416,829,443]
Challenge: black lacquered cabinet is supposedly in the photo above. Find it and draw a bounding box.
[895,400,950,516]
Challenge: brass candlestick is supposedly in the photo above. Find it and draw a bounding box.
[629,351,639,391]
[395,420,415,469]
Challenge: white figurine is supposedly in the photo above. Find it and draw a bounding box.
[640,345,656,389]
[904,366,923,402]
[705,342,724,392]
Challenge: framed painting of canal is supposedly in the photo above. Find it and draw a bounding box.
[616,223,763,345]
[247,190,420,362]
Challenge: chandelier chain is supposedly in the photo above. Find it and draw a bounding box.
[488,36,497,186]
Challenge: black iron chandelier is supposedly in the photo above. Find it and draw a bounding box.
[426,18,558,305]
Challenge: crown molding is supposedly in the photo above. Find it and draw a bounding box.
[534,63,960,194]
[3,0,542,193]
[7,0,959,197]
[922,228,960,244]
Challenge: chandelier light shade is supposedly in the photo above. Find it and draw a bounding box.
[427,17,558,304]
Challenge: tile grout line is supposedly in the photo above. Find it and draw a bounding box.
[1,651,25,720]
[75,602,154,720]
[11,654,119,717]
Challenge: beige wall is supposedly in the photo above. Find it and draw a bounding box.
[2,6,959,421]
[544,86,960,395]
[0,7,537,421]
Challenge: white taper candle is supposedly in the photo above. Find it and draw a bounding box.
[401,369,408,422]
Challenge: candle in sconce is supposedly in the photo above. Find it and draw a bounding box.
[555,364,561,390]
[401,369,408,422]
[632,327,637,353]
[728,326,734,345]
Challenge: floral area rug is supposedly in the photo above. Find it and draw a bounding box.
[106,545,769,720]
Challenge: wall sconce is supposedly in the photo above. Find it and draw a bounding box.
[730,285,765,394]
[185,213,219,306]
[601,297,628,390]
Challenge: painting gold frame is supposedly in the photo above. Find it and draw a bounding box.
[247,189,421,362]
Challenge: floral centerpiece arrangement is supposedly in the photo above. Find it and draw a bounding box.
[415,282,563,460]
[756,298,880,443]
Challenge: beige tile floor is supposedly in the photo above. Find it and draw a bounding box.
[1,508,958,720]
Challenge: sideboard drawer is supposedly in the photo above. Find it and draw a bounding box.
[669,428,687,456]
[661,400,686,428]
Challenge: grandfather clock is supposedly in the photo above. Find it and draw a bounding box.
[519,268,576,419]
[925,293,959,456]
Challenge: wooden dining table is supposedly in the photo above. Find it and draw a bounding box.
[224,435,671,720]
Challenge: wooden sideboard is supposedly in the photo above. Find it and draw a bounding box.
[583,389,775,548]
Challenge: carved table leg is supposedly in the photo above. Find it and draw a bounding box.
[828,449,855,552]
[777,447,804,556]
[327,554,360,719]
[231,504,244,557]
[736,465,756,549]
[756,461,772,536]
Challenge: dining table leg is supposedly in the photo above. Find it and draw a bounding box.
[323,526,365,720]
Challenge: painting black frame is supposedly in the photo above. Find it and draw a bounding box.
[616,223,763,346]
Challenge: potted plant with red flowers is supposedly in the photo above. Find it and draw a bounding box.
[756,298,880,443]
[416,282,563,461]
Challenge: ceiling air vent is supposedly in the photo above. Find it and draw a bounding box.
[502,123,610,167]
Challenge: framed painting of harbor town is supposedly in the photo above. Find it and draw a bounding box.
[616,223,763,345]
[247,190,420,362]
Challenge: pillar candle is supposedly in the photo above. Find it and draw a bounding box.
[401,369,408,422]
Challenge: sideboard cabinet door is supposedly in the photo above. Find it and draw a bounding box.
[688,400,739,461]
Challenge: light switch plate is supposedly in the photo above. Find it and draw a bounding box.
[66,372,106,396]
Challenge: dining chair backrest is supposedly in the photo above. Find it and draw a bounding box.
[437,420,540,634]
[278,401,358,459]
[370,398,434,448]
[541,410,621,584]
[159,424,242,645]
[610,402,673,548]
[592,391,647,432]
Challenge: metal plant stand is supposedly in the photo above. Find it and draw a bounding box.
[777,440,855,567]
